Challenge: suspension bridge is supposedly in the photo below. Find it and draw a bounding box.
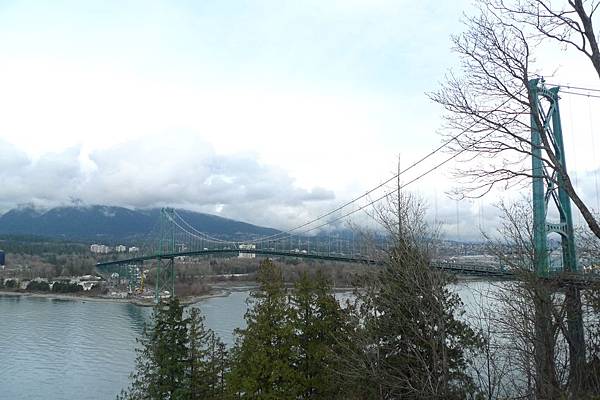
[96,78,600,302]
[96,207,511,299]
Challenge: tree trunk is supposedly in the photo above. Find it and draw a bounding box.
[533,284,560,399]
[565,285,586,396]
[572,0,600,79]
[560,171,600,241]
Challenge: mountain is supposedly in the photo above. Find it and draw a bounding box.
[0,205,280,243]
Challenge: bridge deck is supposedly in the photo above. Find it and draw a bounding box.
[95,249,517,277]
[96,250,600,282]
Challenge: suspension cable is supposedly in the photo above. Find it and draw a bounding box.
[296,127,499,236]
[167,92,520,242]
[170,210,240,244]
[212,94,520,243]
[560,90,600,99]
[545,82,600,93]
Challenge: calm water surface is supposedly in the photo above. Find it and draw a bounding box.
[0,290,250,400]
[0,282,488,400]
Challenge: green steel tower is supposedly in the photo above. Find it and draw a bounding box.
[529,78,578,277]
[155,207,176,303]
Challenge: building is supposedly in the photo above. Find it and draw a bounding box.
[115,245,127,253]
[90,244,111,254]
[76,275,102,291]
[128,246,140,253]
[238,243,256,259]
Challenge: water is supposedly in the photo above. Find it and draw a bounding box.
[194,290,250,345]
[0,295,150,400]
[0,282,488,400]
[0,289,253,400]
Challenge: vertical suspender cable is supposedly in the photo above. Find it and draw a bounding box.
[587,94,600,211]
[566,90,583,225]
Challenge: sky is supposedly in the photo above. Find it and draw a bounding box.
[0,0,599,240]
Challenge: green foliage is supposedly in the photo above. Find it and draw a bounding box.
[342,243,482,399]
[227,260,349,399]
[51,281,83,293]
[188,307,228,399]
[227,259,298,399]
[119,297,228,400]
[118,256,482,399]
[4,279,18,289]
[26,280,50,291]
[288,272,348,399]
[0,234,88,256]
[119,297,190,400]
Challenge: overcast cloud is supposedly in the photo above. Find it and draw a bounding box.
[0,135,339,227]
[0,0,599,240]
[2,132,600,240]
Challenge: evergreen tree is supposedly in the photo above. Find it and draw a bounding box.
[151,298,190,399]
[119,298,190,400]
[188,307,212,399]
[336,189,483,399]
[343,242,482,400]
[289,271,348,399]
[227,259,298,399]
[187,307,228,400]
[207,331,228,399]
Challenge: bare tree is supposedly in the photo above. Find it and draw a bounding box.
[482,201,564,398]
[496,0,600,79]
[465,287,515,400]
[432,6,600,394]
[475,199,600,398]
[430,0,600,240]
[336,188,482,399]
[576,213,600,266]
[575,219,600,391]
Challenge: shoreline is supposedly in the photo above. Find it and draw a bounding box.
[0,282,259,306]
[0,277,491,306]
[0,288,230,306]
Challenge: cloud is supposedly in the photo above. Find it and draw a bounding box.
[0,135,335,228]
[0,0,597,240]
[0,133,498,237]
[3,131,597,240]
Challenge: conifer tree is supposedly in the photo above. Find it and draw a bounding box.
[188,307,212,399]
[289,271,348,399]
[118,297,190,400]
[187,307,228,400]
[118,297,230,400]
[355,252,481,399]
[227,259,297,399]
[339,190,482,399]
[206,331,228,398]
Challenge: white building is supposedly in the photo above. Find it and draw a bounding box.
[90,244,111,254]
[128,246,140,253]
[115,245,127,253]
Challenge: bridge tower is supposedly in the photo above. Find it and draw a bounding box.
[155,207,176,303]
[529,78,578,277]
